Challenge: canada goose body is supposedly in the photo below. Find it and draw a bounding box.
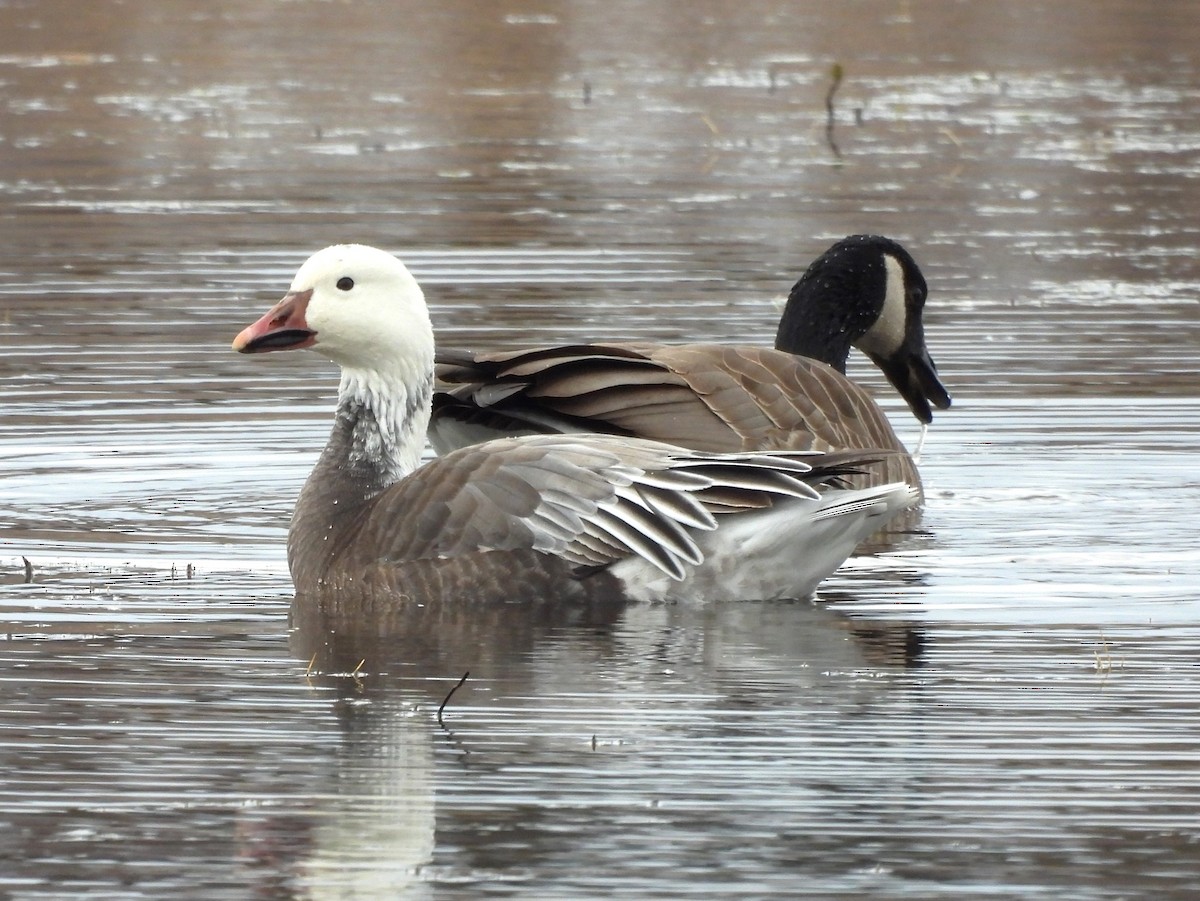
[233,245,918,604]
[432,235,951,496]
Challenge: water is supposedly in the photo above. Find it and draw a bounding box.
[2,1,1199,897]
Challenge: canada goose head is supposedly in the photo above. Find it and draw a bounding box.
[232,244,434,380]
[774,234,951,423]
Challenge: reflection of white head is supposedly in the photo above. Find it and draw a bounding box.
[303,705,435,898]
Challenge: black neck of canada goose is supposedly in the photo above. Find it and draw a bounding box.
[773,235,951,424]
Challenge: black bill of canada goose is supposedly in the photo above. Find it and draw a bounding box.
[233,245,919,605]
[431,235,951,497]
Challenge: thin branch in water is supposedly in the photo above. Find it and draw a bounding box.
[825,62,844,160]
[437,671,470,729]
[22,557,33,584]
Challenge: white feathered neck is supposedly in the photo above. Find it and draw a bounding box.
[336,366,432,486]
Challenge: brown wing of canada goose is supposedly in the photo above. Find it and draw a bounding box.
[433,342,921,493]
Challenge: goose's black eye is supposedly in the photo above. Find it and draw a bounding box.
[336,276,354,291]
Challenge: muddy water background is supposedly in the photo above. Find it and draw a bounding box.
[2,1,1199,898]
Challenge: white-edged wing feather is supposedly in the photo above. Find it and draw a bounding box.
[352,434,879,581]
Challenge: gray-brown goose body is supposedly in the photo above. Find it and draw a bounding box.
[431,235,951,496]
[233,245,918,604]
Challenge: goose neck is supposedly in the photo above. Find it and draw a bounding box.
[332,366,432,490]
[774,305,856,372]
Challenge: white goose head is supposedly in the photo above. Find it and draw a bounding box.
[234,245,436,481]
[233,244,434,382]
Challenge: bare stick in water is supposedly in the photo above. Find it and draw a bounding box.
[22,557,33,584]
[825,62,844,160]
[438,671,470,728]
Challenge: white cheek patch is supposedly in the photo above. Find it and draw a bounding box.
[308,291,423,374]
[858,254,907,358]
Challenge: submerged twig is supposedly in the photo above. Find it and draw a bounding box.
[825,62,844,160]
[1094,630,1122,676]
[350,658,367,692]
[437,671,470,728]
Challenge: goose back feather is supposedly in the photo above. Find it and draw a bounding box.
[434,342,919,489]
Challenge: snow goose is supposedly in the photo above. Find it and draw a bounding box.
[431,235,951,495]
[233,245,918,604]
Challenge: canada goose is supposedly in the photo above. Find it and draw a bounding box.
[431,235,950,495]
[233,244,918,604]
